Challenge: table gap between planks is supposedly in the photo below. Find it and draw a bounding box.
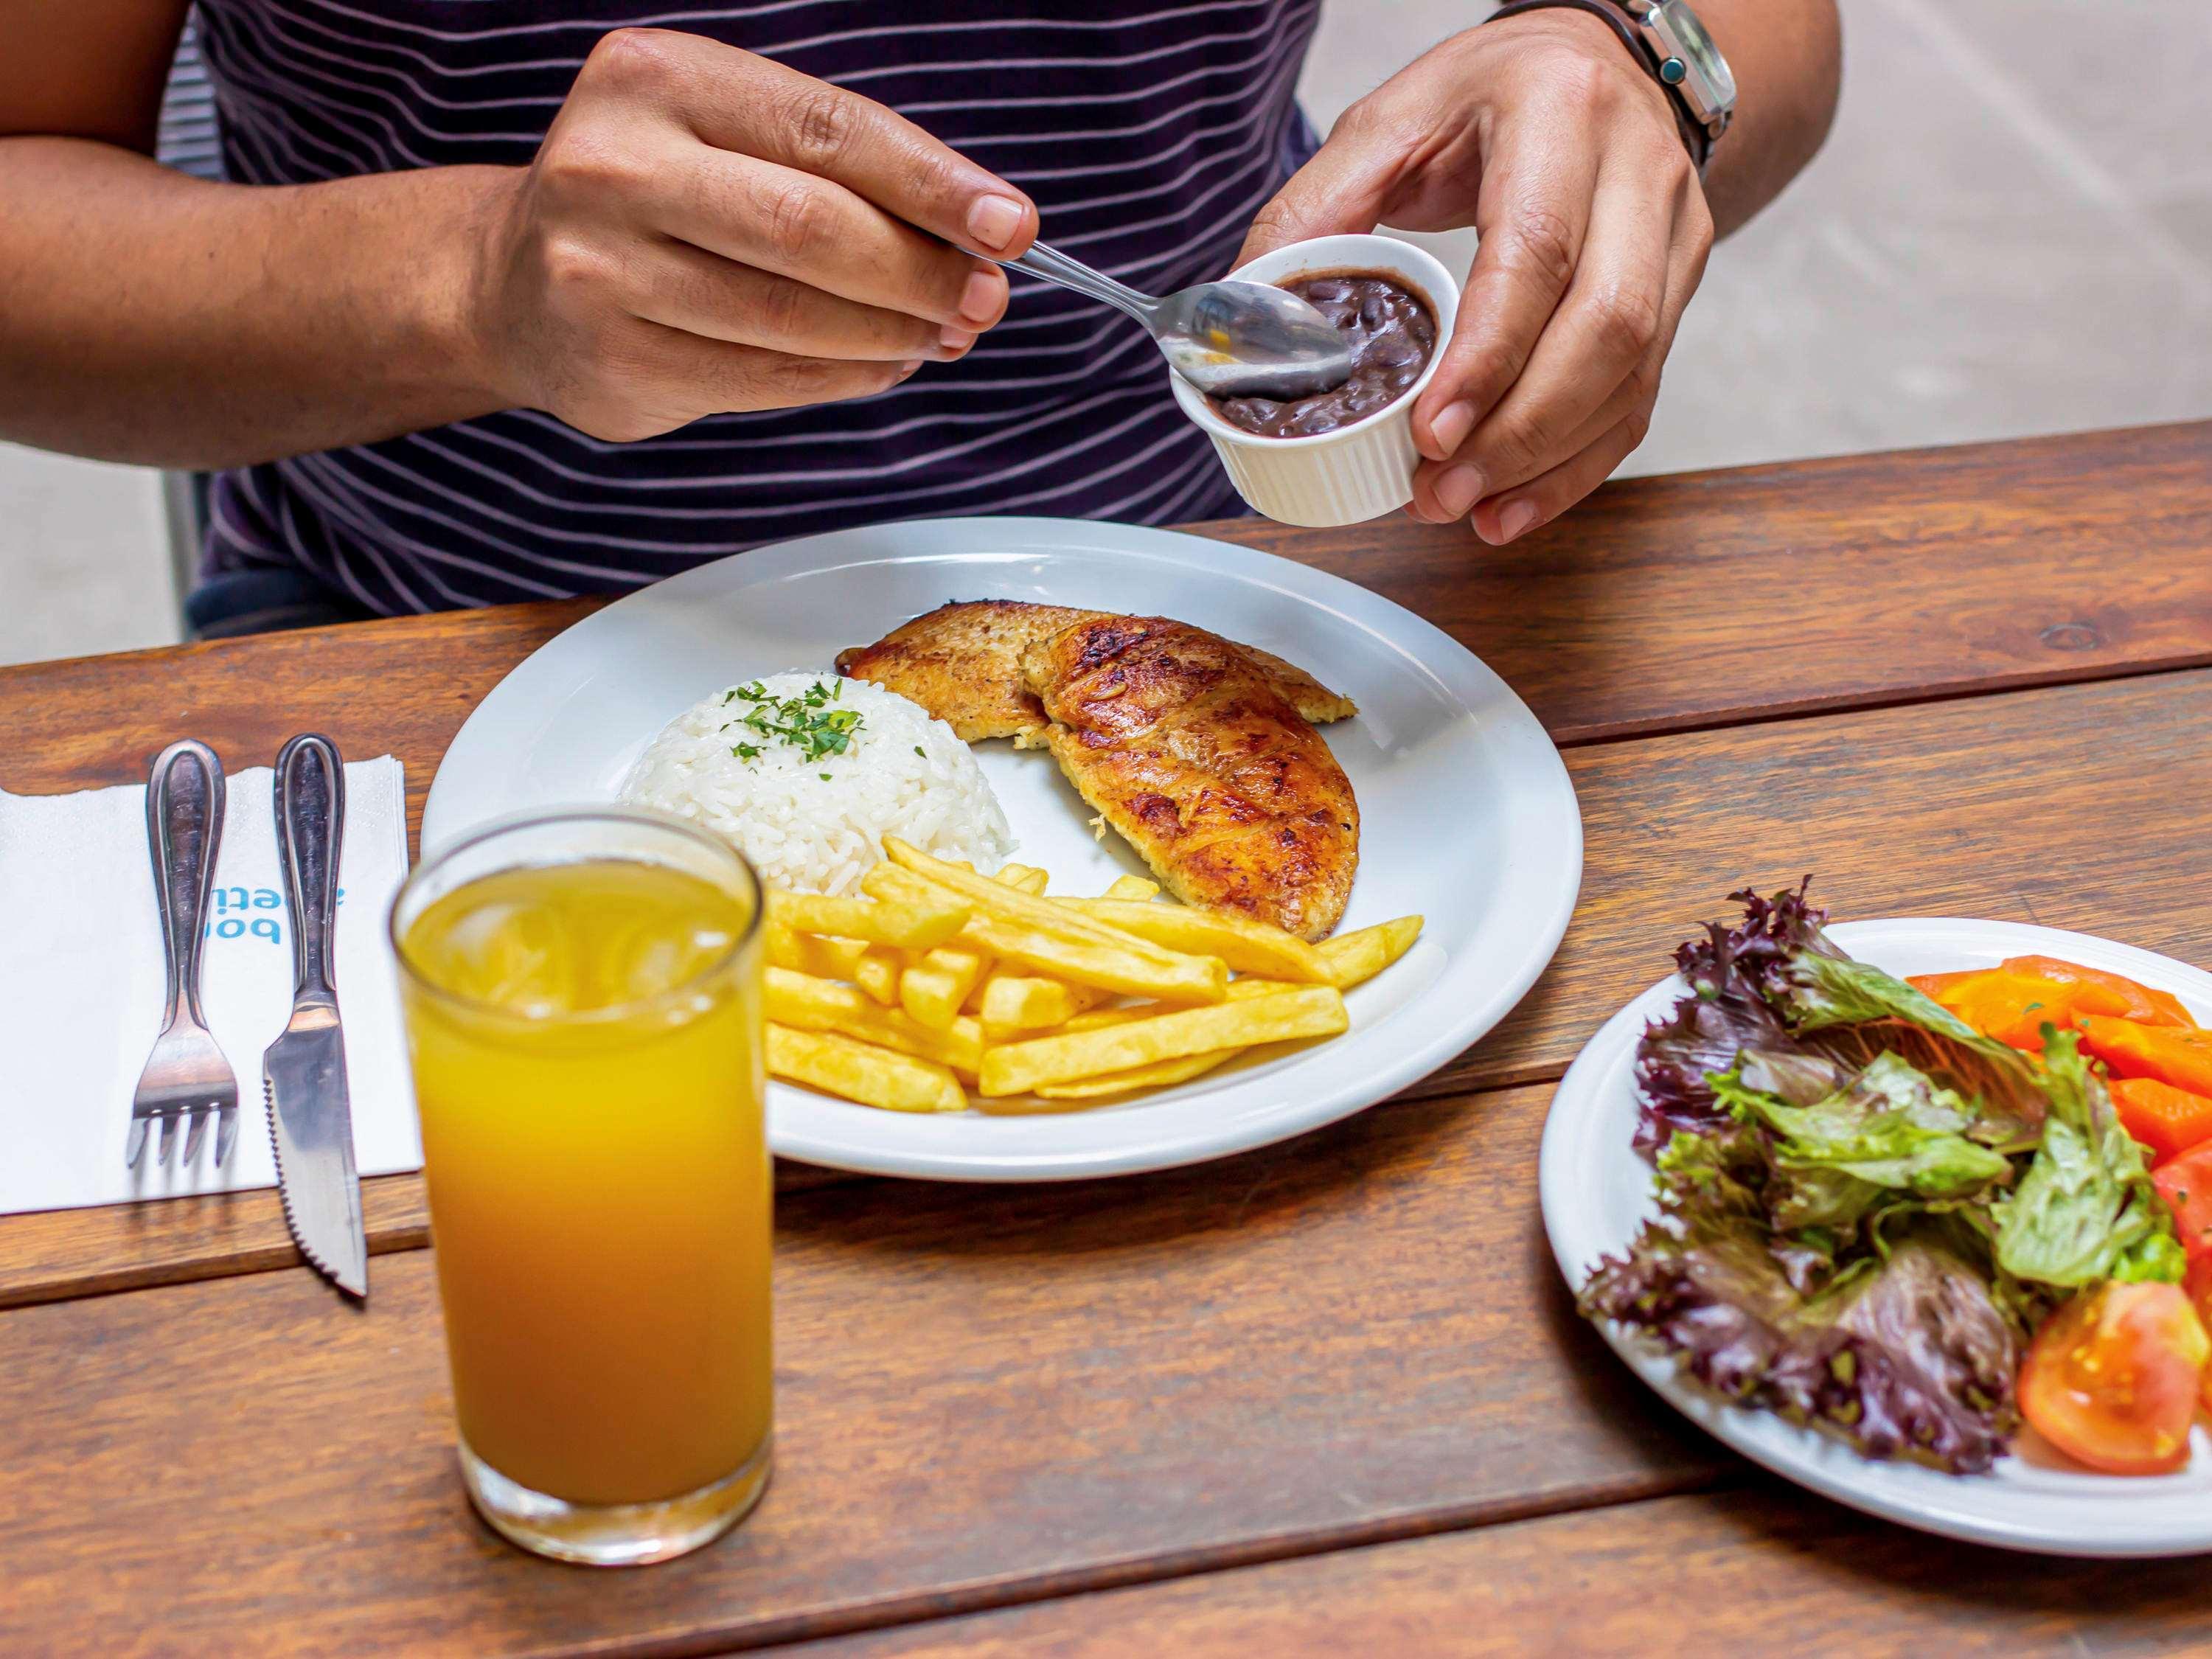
[2,422,2209,1655]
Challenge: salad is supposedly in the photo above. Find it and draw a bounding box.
[1582,883,2212,1478]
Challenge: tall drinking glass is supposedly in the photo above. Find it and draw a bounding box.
[389,808,771,1566]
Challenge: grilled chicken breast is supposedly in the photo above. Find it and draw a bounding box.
[836,600,1355,745]
[1021,616,1359,941]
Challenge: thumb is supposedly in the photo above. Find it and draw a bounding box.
[1234,129,1399,267]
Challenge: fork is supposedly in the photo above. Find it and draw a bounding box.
[128,740,241,1169]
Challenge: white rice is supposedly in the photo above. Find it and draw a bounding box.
[621,672,1015,895]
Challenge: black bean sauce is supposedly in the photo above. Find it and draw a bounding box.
[1209,273,1436,439]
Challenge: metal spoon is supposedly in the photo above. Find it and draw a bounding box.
[998,241,1357,400]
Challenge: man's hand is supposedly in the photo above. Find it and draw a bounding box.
[1239,12,1713,543]
[474,29,1040,442]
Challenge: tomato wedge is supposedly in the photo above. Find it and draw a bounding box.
[2000,956,2197,1028]
[2154,1142,2212,1268]
[2078,1016,2212,1097]
[2192,1259,2212,1417]
[2110,1078,2212,1164]
[2019,1282,2208,1475]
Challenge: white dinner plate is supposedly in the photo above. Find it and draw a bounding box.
[423,516,1582,1181]
[1542,914,2212,1557]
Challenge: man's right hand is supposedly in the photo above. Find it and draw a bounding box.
[470,29,1039,442]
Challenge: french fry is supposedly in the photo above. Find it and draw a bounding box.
[765,888,970,950]
[1057,978,1290,1034]
[996,863,1051,895]
[767,1024,966,1113]
[1061,899,1330,984]
[960,912,1225,1003]
[767,923,872,982]
[1032,1048,1239,1099]
[978,985,1347,1096]
[900,945,989,1031]
[1102,874,1160,900]
[864,860,971,908]
[1029,983,1310,1094]
[1318,915,1425,990]
[978,974,1099,1038]
[854,946,903,1007]
[766,966,984,1074]
[872,851,1228,1003]
[881,839,1196,964]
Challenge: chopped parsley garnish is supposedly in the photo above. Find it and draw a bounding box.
[914,745,926,759]
[717,680,866,765]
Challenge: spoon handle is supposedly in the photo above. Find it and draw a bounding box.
[1004,242,1157,327]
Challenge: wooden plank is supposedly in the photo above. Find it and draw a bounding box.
[0,602,588,848]
[2,424,2207,852]
[1209,420,2212,744]
[1417,661,2212,1101]
[0,1080,1720,1658]
[788,1483,2212,1657]
[0,1161,855,1312]
[12,664,2212,1309]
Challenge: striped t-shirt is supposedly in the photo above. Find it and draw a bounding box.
[192,1,1324,613]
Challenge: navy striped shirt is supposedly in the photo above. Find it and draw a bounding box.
[190,1,1324,613]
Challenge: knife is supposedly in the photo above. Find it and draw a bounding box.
[263,734,367,1299]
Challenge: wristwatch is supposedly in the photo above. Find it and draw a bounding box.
[1487,0,1737,174]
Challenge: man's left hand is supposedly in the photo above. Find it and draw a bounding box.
[1239,11,1714,541]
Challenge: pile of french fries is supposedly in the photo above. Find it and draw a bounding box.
[761,836,1422,1113]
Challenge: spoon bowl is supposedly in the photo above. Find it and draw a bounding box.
[1001,242,1357,400]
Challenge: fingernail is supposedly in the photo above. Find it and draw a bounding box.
[966,195,1025,250]
[1435,463,1486,520]
[956,270,1001,327]
[1498,498,1540,542]
[1429,400,1476,459]
[939,325,976,353]
[897,359,924,380]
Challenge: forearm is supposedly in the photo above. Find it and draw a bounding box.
[1689,0,1841,237]
[0,138,512,467]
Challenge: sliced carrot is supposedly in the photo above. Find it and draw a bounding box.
[1907,970,1984,999]
[1921,969,2131,1054]
[2078,1015,2212,1098]
[2000,956,2195,1028]
[2110,1077,2212,1164]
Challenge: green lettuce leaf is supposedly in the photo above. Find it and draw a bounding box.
[1755,950,2049,1152]
[1717,1054,2014,1204]
[1993,1030,2187,1287]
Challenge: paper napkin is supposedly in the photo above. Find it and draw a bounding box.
[0,757,422,1215]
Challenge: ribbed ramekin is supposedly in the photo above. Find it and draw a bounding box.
[1169,234,1459,529]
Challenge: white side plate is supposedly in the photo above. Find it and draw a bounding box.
[424,516,1583,1181]
[1542,915,2212,1556]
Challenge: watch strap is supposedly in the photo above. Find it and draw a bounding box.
[1487,0,1712,172]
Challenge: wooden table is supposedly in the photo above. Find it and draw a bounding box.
[7,421,2212,1655]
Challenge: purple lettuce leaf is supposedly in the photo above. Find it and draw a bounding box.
[1582,1215,2023,1473]
[1633,880,1834,1152]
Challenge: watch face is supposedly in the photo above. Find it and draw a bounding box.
[1655,1,1737,111]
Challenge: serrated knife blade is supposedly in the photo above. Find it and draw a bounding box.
[266,1023,366,1295]
[262,734,367,1300]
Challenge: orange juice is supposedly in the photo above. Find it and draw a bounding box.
[394,833,770,1557]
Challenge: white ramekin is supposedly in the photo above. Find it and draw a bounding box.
[1170,234,1459,528]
